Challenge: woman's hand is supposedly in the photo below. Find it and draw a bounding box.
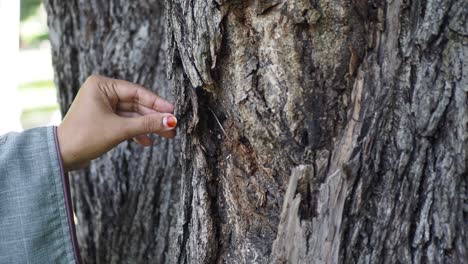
[57,75,177,172]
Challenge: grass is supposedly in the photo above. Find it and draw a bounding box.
[21,105,59,129]
[18,79,58,129]
[19,79,55,91]
[21,32,49,48]
[22,105,58,114]
[18,79,57,111]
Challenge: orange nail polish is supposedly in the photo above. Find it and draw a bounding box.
[165,116,177,128]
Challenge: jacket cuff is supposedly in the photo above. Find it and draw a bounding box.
[53,126,82,264]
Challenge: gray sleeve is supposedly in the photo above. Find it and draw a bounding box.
[0,127,79,263]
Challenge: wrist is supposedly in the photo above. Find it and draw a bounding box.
[56,124,73,172]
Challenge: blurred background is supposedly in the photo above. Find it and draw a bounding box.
[0,0,60,134]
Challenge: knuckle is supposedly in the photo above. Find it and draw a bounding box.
[86,74,101,84]
[132,102,139,113]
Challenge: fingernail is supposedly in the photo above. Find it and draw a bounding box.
[163,115,177,128]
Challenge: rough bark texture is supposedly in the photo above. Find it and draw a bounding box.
[46,0,467,263]
[45,1,181,263]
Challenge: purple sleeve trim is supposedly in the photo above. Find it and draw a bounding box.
[53,126,82,264]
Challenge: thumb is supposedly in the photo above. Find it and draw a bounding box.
[123,113,177,138]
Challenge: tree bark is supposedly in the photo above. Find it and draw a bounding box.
[46,0,467,263]
[45,1,181,263]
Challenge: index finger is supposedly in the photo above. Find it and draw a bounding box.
[99,76,175,113]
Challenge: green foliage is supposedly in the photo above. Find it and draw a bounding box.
[20,0,49,49]
[20,0,42,22]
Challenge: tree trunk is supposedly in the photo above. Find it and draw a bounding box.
[46,0,467,263]
[45,1,181,263]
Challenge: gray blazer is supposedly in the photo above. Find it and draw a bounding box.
[0,127,80,263]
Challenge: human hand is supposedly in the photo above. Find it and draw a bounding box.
[57,75,177,172]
